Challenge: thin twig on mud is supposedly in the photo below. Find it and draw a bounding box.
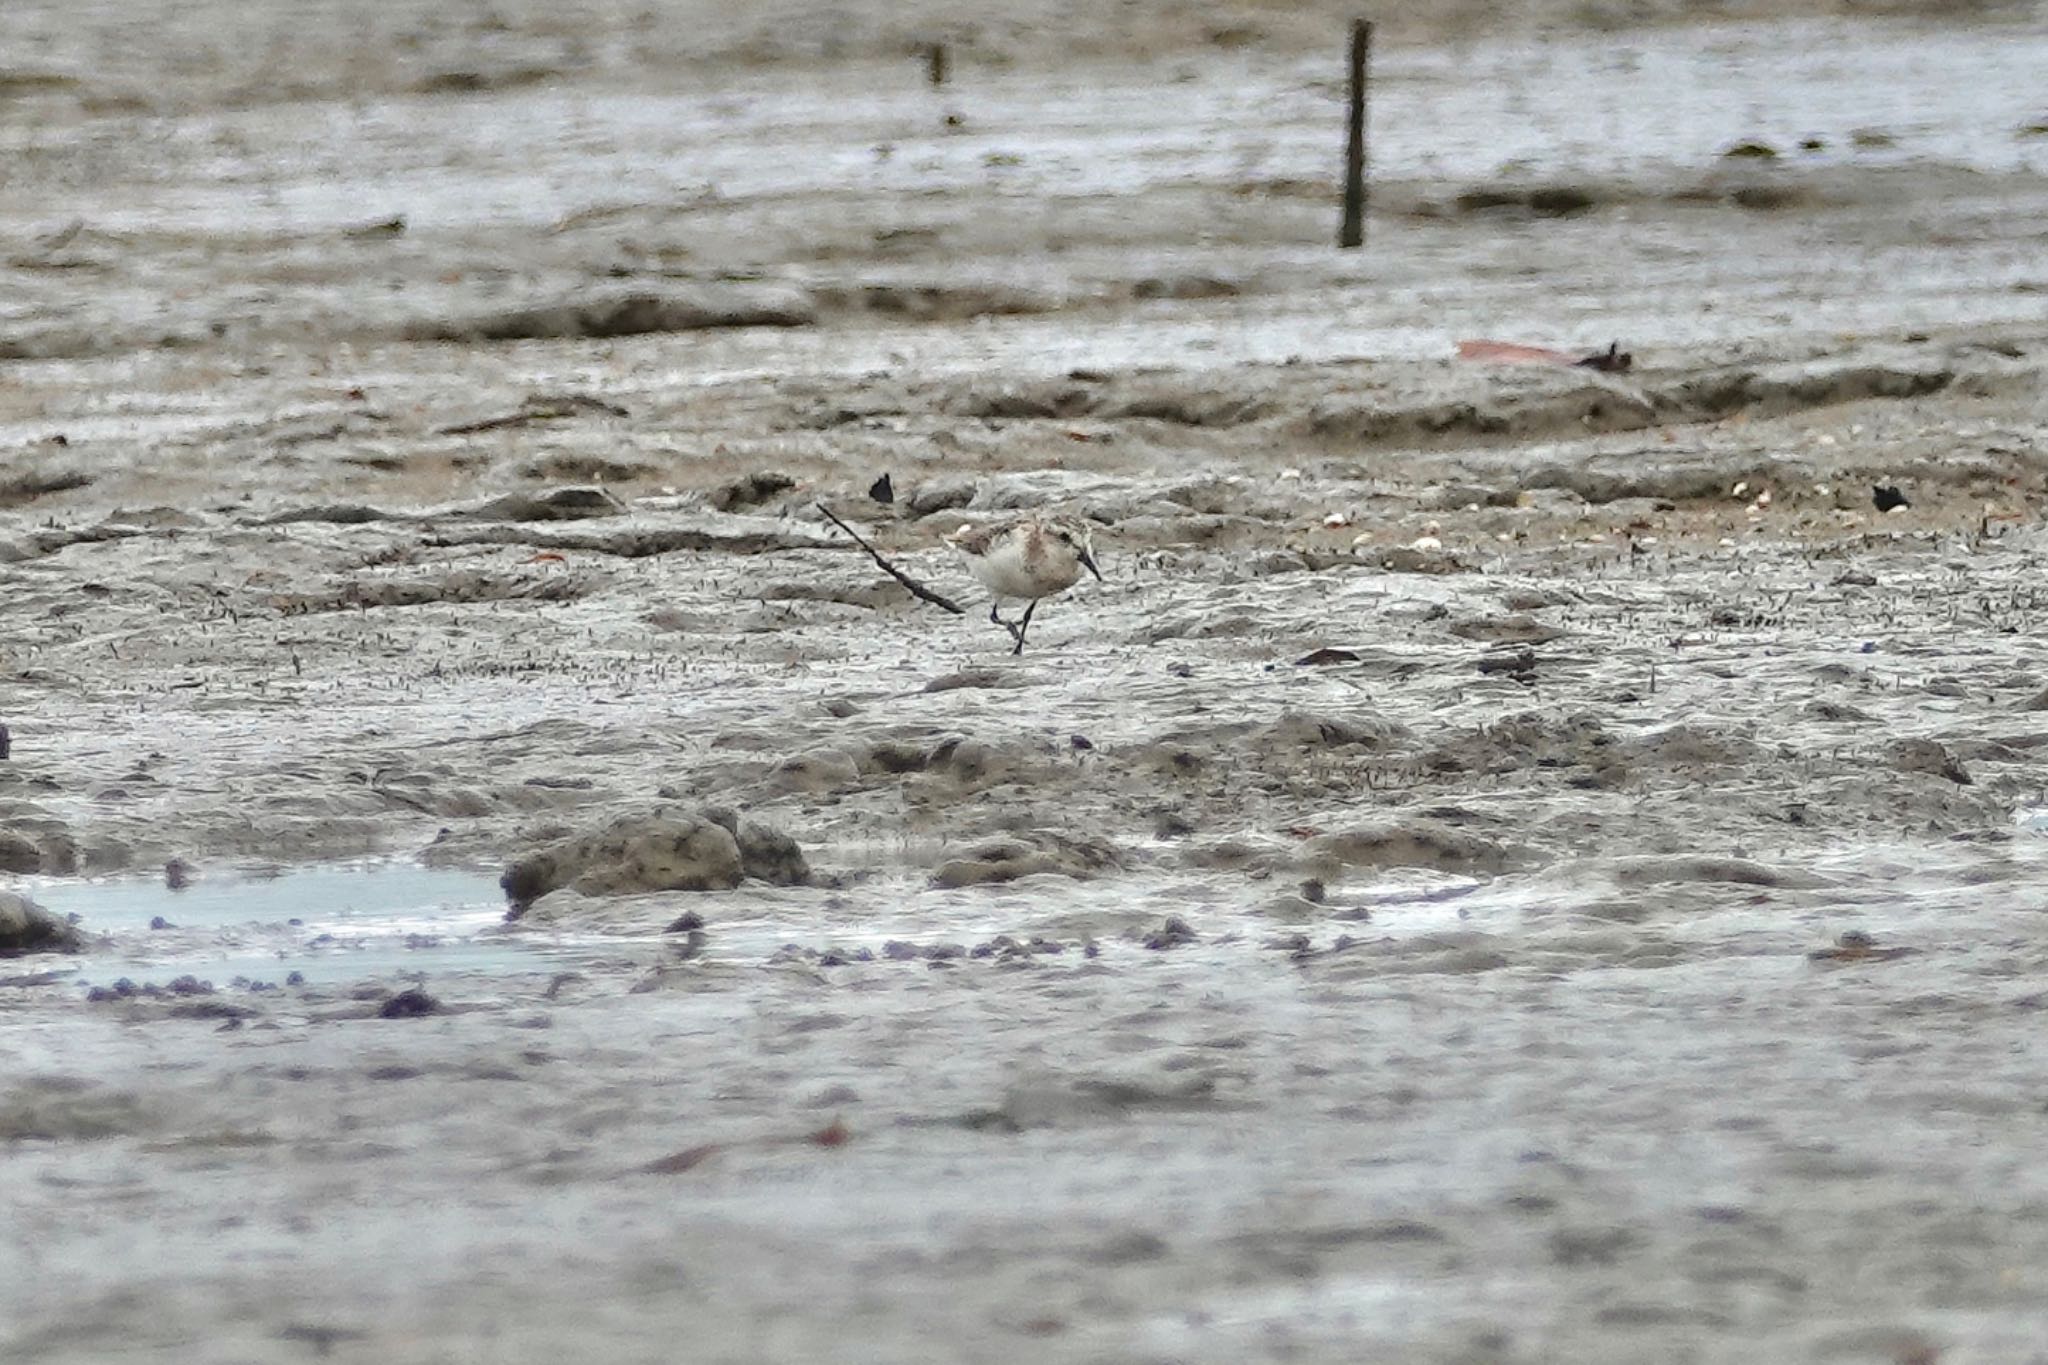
[814,502,966,616]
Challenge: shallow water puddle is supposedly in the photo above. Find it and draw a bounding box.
[14,861,592,990]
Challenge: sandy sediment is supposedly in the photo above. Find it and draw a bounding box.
[6,2,2048,1361]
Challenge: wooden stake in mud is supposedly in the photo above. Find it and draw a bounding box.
[927,42,949,87]
[1339,19,1372,249]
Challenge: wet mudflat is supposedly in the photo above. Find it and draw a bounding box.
[6,1,2048,1361]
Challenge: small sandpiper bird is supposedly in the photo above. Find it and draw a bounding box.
[945,514,1102,654]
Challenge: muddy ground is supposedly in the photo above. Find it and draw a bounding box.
[7,2,2048,1361]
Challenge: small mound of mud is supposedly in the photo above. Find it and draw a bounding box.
[437,392,628,436]
[0,1078,149,1140]
[770,748,862,794]
[1299,816,1526,878]
[1605,856,1833,889]
[0,818,80,876]
[406,285,816,342]
[1518,452,1796,505]
[0,523,144,564]
[502,808,809,910]
[446,487,626,523]
[1303,930,1514,978]
[1426,711,1617,778]
[931,829,1124,888]
[269,569,589,614]
[1306,356,1960,450]
[413,66,562,96]
[518,454,658,484]
[0,891,81,955]
[261,503,404,526]
[1454,184,1600,217]
[0,467,93,507]
[758,580,912,612]
[1257,710,1409,751]
[1448,615,1569,645]
[707,471,796,512]
[1891,738,1972,785]
[812,281,1063,322]
[431,518,835,559]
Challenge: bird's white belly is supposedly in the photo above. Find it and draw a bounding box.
[965,539,1078,600]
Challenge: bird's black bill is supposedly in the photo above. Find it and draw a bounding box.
[1079,548,1103,581]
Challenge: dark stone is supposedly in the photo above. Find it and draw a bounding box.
[378,987,439,1018]
[1142,916,1198,950]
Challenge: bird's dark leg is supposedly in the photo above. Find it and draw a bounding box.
[1008,601,1037,655]
[989,600,1028,650]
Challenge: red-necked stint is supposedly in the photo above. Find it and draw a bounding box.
[945,515,1102,654]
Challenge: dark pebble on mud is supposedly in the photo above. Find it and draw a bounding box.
[1872,485,1910,512]
[664,911,706,934]
[867,473,894,504]
[378,986,439,1018]
[149,916,173,930]
[286,971,305,986]
[164,858,191,890]
[0,722,10,760]
[1153,810,1196,839]
[1142,916,1198,950]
